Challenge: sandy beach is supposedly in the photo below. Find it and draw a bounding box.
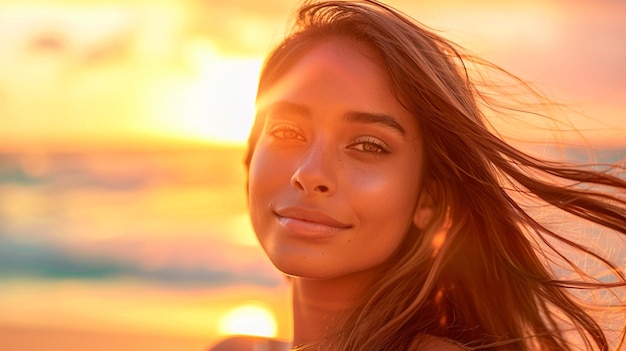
[0,324,211,351]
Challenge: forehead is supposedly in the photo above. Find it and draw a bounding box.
[294,38,385,83]
[259,37,420,137]
[269,38,388,99]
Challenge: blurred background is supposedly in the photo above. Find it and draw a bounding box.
[0,0,624,350]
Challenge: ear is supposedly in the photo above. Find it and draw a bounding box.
[413,186,435,230]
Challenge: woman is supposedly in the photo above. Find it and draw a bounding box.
[213,0,626,350]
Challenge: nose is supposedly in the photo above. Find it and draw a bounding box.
[291,142,336,196]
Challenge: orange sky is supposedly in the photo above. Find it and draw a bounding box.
[0,0,624,151]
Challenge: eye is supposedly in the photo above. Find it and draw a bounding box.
[348,136,390,153]
[267,123,305,141]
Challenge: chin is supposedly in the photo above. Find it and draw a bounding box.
[272,261,333,280]
[267,256,345,280]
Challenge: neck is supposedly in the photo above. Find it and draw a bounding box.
[290,273,373,348]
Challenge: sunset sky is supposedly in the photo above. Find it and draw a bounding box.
[0,0,624,151]
[0,1,625,350]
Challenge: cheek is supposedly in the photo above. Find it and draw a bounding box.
[349,164,421,240]
[350,161,421,211]
[248,143,282,196]
[247,144,292,231]
[248,148,274,214]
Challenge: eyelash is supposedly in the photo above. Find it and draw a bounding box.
[348,136,390,153]
[266,124,390,154]
[267,123,304,141]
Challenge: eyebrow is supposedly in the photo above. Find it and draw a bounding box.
[265,101,311,117]
[344,111,406,136]
[266,101,406,136]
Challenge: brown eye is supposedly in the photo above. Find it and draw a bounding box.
[361,142,384,153]
[267,123,305,141]
[348,136,390,153]
[278,130,299,139]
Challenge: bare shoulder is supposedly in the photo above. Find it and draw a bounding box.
[410,334,469,351]
[208,335,291,351]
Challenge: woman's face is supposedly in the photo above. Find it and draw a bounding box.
[248,38,427,280]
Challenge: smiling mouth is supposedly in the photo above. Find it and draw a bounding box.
[274,207,352,237]
[277,216,350,237]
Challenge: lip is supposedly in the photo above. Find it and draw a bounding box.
[274,206,352,237]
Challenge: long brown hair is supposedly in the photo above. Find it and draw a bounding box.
[244,1,626,350]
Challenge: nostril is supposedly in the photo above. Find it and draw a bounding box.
[315,185,329,193]
[291,172,332,194]
[293,179,305,191]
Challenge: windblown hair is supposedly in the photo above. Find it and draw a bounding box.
[244,1,626,350]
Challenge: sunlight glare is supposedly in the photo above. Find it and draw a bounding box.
[144,38,262,145]
[218,303,278,338]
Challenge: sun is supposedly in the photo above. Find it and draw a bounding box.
[218,303,278,338]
